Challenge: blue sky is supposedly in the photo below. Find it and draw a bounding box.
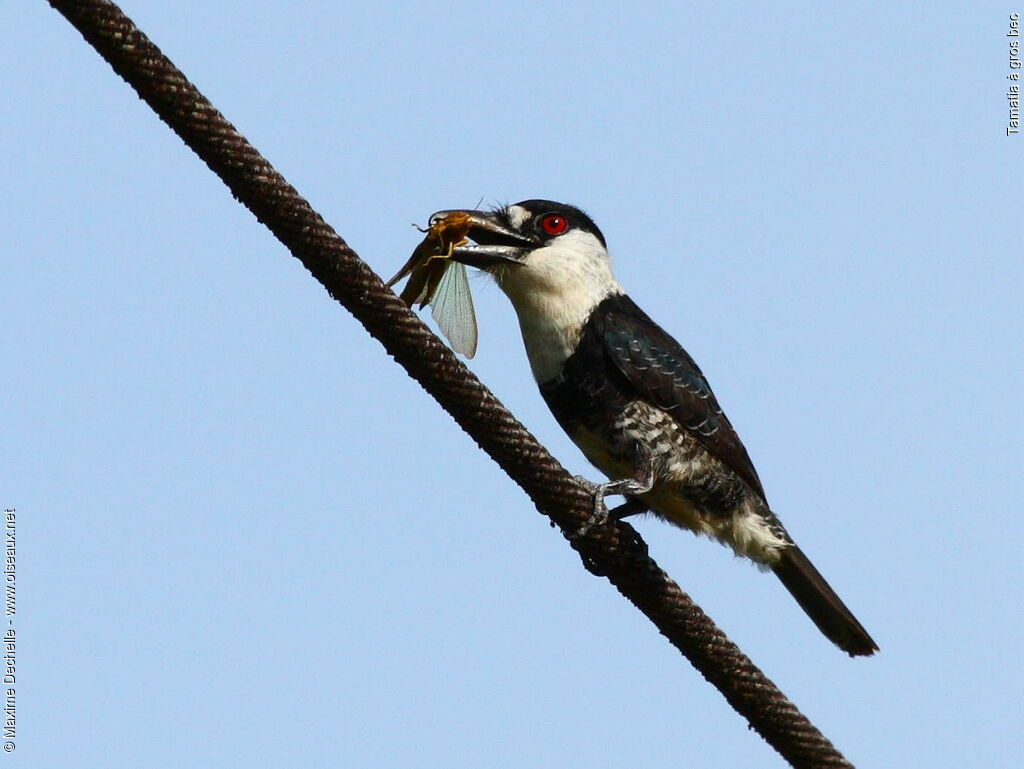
[5,2,1021,767]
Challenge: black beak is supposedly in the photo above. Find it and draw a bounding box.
[428,209,534,269]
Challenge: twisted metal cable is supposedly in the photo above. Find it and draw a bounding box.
[45,2,856,767]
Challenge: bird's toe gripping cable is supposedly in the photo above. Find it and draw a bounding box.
[569,463,655,541]
[568,474,652,575]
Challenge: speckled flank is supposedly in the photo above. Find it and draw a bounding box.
[569,399,790,564]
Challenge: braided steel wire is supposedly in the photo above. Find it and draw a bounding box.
[45,3,857,766]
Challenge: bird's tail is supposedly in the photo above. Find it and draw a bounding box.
[772,545,878,656]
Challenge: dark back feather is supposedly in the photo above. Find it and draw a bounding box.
[595,294,767,500]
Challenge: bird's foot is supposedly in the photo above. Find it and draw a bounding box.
[570,477,652,575]
[571,474,653,539]
[571,476,611,539]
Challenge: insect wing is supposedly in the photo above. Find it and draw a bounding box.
[430,261,478,358]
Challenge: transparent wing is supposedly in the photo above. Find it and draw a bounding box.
[429,261,478,358]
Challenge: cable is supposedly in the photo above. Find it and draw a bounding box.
[45,2,856,766]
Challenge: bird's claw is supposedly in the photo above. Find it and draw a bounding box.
[571,475,612,539]
[570,475,652,539]
[570,477,651,574]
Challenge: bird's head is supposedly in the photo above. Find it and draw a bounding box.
[430,200,620,317]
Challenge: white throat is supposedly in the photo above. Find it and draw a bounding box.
[493,230,622,383]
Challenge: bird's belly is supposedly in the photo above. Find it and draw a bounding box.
[569,405,710,535]
[574,422,722,536]
[570,424,638,482]
[569,400,788,564]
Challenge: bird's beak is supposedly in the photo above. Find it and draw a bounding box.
[428,209,534,269]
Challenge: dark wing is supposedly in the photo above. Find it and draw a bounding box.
[597,295,766,500]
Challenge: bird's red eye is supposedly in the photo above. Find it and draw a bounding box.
[540,214,568,235]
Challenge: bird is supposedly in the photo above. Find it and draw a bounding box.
[431,199,878,656]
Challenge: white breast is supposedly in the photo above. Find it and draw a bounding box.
[494,230,622,383]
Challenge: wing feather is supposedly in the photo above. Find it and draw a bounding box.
[598,296,766,499]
